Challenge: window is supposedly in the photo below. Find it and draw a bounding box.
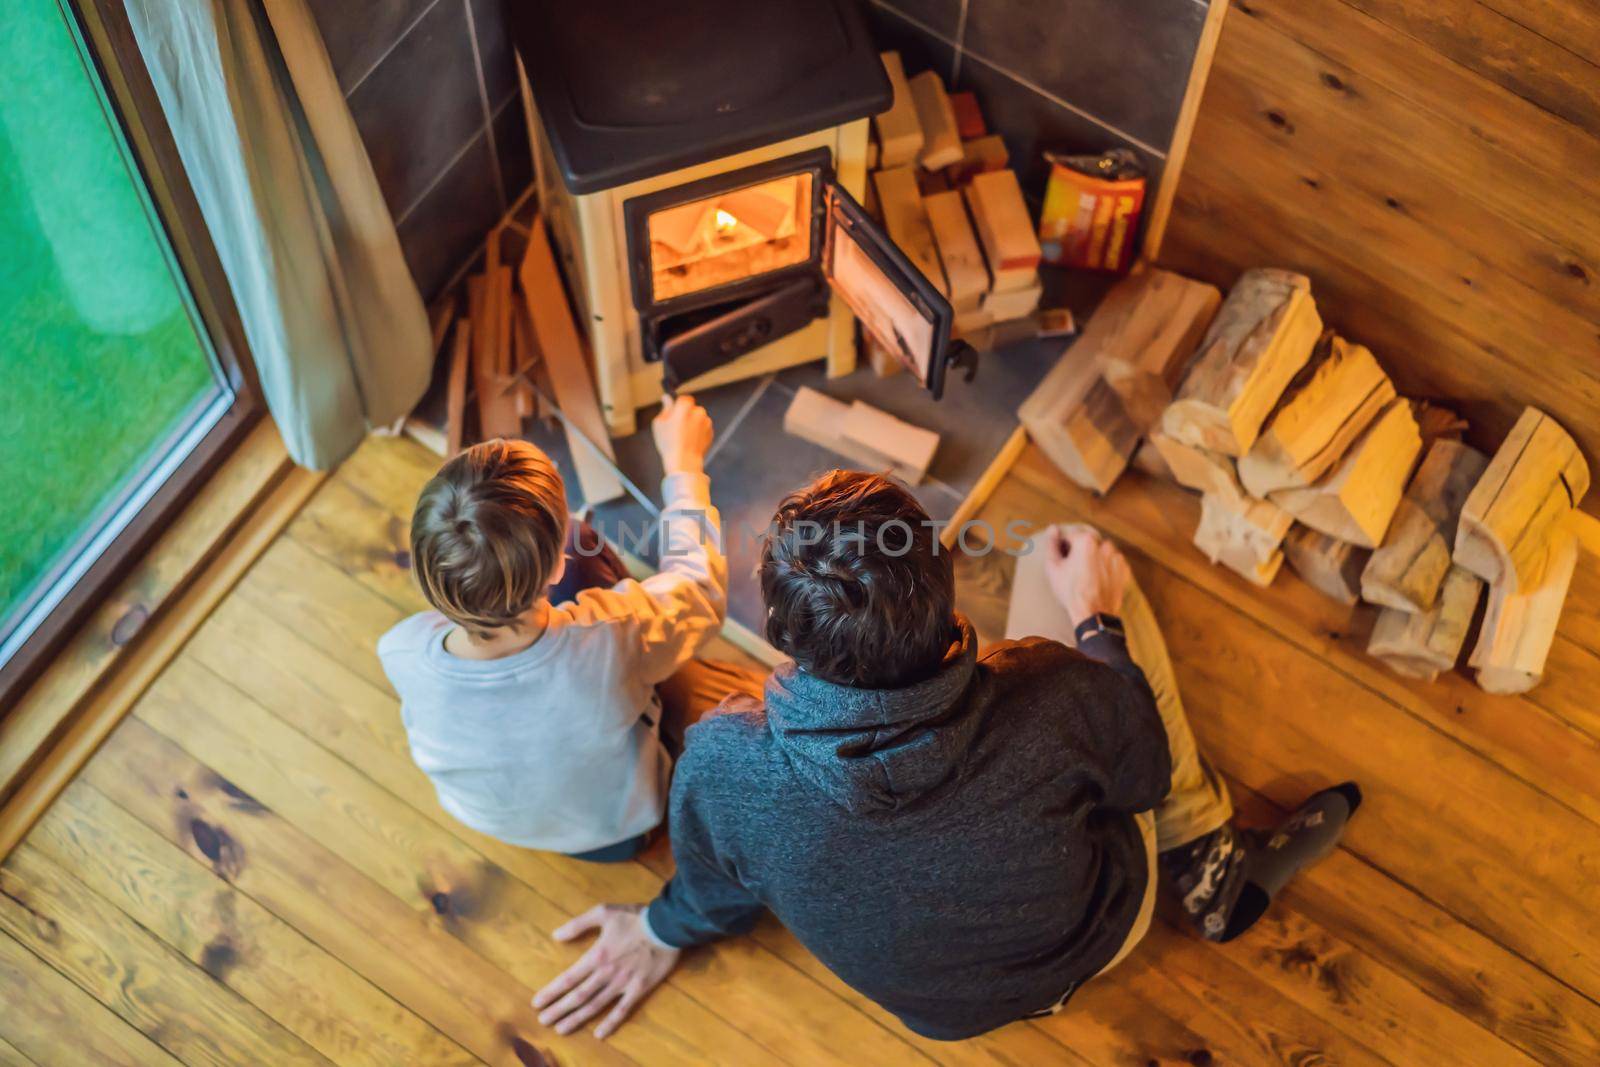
[0,0,259,700]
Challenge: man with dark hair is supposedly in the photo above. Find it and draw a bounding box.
[534,470,1359,1041]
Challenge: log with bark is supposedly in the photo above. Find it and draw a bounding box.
[1270,397,1421,548]
[1282,524,1370,606]
[1469,522,1579,694]
[1361,439,1488,612]
[1193,491,1292,587]
[1367,564,1484,681]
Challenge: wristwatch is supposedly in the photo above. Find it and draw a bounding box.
[1073,612,1125,645]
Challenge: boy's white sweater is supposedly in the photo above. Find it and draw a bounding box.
[377,473,725,853]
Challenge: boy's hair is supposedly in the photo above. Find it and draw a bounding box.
[760,470,956,689]
[411,439,568,638]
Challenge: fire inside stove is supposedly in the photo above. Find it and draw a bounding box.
[646,173,813,303]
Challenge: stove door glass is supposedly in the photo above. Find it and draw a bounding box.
[822,182,953,396]
[646,172,814,304]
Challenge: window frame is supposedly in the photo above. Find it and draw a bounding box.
[0,0,265,706]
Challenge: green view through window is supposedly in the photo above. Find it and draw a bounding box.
[0,0,231,664]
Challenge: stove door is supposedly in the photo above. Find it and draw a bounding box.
[822,182,954,397]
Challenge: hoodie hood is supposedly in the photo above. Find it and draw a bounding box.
[764,616,983,813]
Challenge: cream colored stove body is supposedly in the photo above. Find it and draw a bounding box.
[521,63,869,437]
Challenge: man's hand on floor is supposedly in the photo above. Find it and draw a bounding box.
[534,904,680,1039]
[1044,524,1131,627]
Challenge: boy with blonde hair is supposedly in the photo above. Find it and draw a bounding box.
[378,396,761,861]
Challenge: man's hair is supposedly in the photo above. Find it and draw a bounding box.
[760,470,955,688]
[411,439,568,638]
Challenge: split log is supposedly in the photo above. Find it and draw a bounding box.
[1148,432,1245,503]
[964,170,1040,293]
[874,166,947,296]
[873,52,923,168]
[1018,270,1220,495]
[1270,397,1421,548]
[1361,440,1489,612]
[1469,523,1579,694]
[784,387,938,484]
[1282,525,1369,606]
[1236,333,1394,497]
[1368,565,1484,681]
[908,71,963,170]
[1455,407,1590,594]
[923,190,989,313]
[1194,491,1291,587]
[1161,268,1322,457]
[518,214,625,504]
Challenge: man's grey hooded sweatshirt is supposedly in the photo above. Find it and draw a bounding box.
[644,615,1173,1040]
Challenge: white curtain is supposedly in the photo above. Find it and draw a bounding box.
[126,0,432,469]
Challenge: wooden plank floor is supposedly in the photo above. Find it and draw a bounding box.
[5,432,1600,1066]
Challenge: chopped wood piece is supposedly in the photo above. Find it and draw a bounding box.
[944,135,1008,186]
[1094,269,1223,431]
[1455,407,1590,594]
[445,319,471,455]
[964,170,1041,292]
[923,190,988,312]
[873,52,924,168]
[1368,564,1484,681]
[981,280,1042,322]
[908,70,963,170]
[1161,268,1322,456]
[1469,523,1578,694]
[783,387,938,483]
[1148,431,1246,502]
[1282,524,1370,605]
[1131,438,1173,481]
[1362,440,1489,612]
[873,166,947,296]
[949,91,985,139]
[841,401,940,485]
[1019,269,1220,496]
[1412,400,1469,455]
[1270,397,1422,548]
[1237,333,1395,497]
[1194,491,1290,587]
[518,214,624,504]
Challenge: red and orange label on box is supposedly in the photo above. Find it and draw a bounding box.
[1038,150,1146,273]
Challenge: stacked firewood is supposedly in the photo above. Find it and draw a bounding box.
[1023,266,1591,693]
[864,53,1068,375]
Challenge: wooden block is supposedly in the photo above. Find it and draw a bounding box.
[952,304,994,341]
[1194,492,1289,587]
[444,319,471,455]
[981,279,1042,322]
[1148,431,1246,503]
[783,387,937,483]
[1282,524,1370,606]
[964,169,1041,292]
[949,91,985,139]
[945,135,1009,186]
[1161,268,1323,456]
[841,401,940,485]
[1237,333,1395,497]
[1469,522,1578,694]
[518,214,625,504]
[873,166,947,295]
[1368,564,1484,681]
[1362,440,1489,612]
[873,52,924,168]
[1455,407,1590,594]
[1092,268,1223,431]
[1019,348,1133,495]
[908,70,963,170]
[1270,397,1421,548]
[923,190,989,312]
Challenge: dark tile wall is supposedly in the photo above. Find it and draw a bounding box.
[866,0,1212,199]
[307,0,531,300]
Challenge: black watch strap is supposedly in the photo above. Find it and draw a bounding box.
[1073,612,1126,645]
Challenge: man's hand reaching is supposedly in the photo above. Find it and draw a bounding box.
[534,904,680,1040]
[1043,523,1131,628]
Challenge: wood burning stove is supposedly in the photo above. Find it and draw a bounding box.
[511,0,967,436]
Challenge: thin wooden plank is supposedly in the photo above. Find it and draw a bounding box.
[130,653,910,1066]
[82,718,560,1067]
[28,781,476,1067]
[0,930,178,1067]
[0,845,331,1066]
